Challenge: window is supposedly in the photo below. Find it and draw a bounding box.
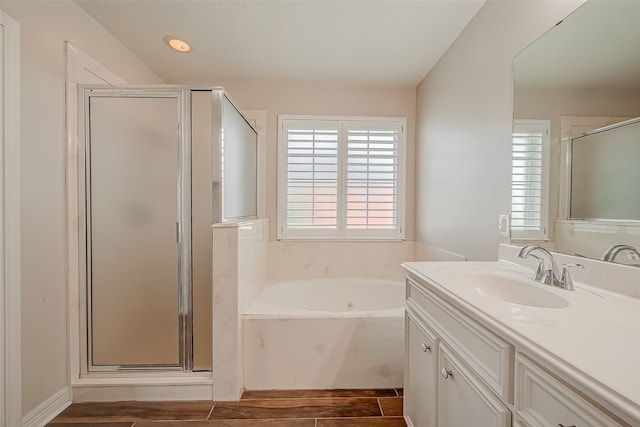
[278,116,405,239]
[511,120,550,240]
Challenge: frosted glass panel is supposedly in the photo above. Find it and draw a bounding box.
[88,96,180,366]
[222,96,257,219]
[571,118,640,220]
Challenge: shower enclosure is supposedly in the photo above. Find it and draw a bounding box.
[79,87,257,373]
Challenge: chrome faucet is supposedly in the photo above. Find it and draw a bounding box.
[517,245,560,286]
[517,245,581,290]
[601,244,640,263]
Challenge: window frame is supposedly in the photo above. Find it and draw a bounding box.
[511,119,551,241]
[277,115,406,240]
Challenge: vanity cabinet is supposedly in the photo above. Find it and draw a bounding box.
[405,275,512,427]
[404,269,631,427]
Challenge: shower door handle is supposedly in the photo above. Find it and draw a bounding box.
[176,222,179,243]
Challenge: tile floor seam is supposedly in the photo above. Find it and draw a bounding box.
[206,402,216,420]
[238,396,384,401]
[240,390,398,400]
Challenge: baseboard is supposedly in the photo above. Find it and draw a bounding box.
[22,387,71,427]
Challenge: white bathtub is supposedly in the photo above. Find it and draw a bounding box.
[243,278,405,390]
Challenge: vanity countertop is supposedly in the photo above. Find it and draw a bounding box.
[402,260,640,425]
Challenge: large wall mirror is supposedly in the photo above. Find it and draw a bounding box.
[512,0,640,266]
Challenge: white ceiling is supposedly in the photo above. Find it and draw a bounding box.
[74,0,485,88]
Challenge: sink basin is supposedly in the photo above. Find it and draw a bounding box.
[471,274,570,309]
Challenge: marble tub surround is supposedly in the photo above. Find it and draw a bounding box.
[212,218,417,399]
[403,256,640,425]
[237,219,269,312]
[243,278,405,390]
[211,219,268,401]
[266,240,415,281]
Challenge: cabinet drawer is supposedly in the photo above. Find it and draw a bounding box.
[407,276,513,402]
[515,354,625,427]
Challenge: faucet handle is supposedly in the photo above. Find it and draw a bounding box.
[528,254,545,281]
[559,263,583,290]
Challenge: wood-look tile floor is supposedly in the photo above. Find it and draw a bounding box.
[48,389,406,427]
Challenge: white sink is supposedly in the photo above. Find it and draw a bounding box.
[470,273,570,309]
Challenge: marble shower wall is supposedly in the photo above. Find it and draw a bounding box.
[211,219,269,400]
[237,219,270,312]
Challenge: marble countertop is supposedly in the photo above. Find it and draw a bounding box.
[402,260,640,425]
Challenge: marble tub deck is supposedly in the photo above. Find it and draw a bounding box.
[48,388,406,426]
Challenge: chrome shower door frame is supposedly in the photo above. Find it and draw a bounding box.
[79,87,193,374]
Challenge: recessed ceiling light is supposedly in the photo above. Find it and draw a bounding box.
[164,36,191,53]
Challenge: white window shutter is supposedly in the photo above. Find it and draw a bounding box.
[345,123,400,237]
[278,117,405,240]
[282,120,339,237]
[511,120,550,240]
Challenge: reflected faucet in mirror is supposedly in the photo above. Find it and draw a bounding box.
[601,244,640,264]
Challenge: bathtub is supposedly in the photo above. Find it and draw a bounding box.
[243,278,405,390]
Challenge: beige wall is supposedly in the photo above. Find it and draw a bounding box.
[0,0,162,415]
[218,83,416,242]
[414,0,584,261]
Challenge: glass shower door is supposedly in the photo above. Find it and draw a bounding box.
[85,91,191,370]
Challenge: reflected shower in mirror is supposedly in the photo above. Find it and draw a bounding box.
[512,0,640,266]
[570,118,640,221]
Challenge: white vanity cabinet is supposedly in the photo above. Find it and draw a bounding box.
[405,275,512,427]
[403,265,634,427]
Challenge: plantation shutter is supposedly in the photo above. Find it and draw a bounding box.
[345,122,401,237]
[511,120,549,240]
[279,117,404,239]
[283,120,339,237]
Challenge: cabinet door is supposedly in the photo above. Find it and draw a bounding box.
[438,343,511,427]
[515,354,625,427]
[405,311,438,427]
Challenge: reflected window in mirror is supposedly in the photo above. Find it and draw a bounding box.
[511,120,550,240]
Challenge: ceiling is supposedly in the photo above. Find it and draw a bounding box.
[74,0,485,88]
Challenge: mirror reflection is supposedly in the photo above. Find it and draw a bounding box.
[512,0,640,266]
[570,118,640,221]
